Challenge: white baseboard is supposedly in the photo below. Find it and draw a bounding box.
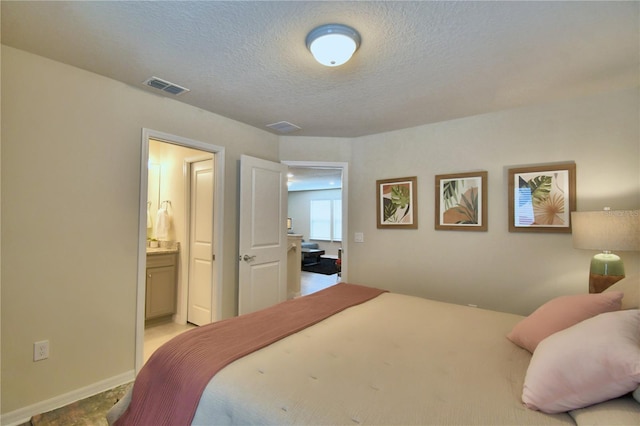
[1,370,135,426]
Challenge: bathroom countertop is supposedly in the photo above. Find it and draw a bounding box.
[146,242,180,255]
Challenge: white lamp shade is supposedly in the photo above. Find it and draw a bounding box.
[571,210,640,251]
[306,24,361,67]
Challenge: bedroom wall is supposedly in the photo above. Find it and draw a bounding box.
[1,46,279,416]
[281,88,640,315]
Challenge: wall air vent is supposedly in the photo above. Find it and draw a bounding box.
[266,121,302,134]
[143,76,190,96]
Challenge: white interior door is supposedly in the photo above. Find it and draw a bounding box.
[238,155,288,315]
[187,159,214,325]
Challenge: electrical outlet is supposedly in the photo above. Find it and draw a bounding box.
[34,340,49,361]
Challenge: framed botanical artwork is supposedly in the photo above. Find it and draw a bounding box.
[435,171,488,231]
[376,176,418,229]
[508,162,576,233]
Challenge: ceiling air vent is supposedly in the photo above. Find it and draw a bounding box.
[143,76,190,96]
[266,121,301,134]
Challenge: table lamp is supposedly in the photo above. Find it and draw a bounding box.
[571,208,639,293]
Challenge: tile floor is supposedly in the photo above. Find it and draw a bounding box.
[144,320,196,363]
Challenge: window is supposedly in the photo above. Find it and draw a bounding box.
[310,199,342,241]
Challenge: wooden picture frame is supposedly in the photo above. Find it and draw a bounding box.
[376,176,418,229]
[508,163,576,233]
[435,171,488,231]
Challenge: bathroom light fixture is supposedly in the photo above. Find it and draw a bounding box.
[306,24,361,67]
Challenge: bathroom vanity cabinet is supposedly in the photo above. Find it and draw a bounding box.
[145,252,177,320]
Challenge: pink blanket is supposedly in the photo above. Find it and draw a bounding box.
[115,283,387,425]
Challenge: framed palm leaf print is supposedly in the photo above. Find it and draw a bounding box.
[376,176,418,229]
[435,171,488,231]
[508,163,576,233]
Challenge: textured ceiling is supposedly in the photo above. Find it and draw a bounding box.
[2,1,638,138]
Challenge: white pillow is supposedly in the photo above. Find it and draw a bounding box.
[522,309,640,413]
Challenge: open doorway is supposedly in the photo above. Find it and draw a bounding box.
[282,161,348,293]
[136,129,225,372]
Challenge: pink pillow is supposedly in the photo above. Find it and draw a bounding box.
[522,309,640,413]
[507,292,623,353]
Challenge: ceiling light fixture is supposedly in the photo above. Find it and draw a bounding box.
[306,24,361,67]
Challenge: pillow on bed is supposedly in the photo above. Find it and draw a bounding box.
[604,274,639,310]
[522,309,640,414]
[506,291,623,353]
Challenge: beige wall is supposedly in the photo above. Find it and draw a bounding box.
[1,46,279,415]
[282,88,640,315]
[280,136,352,164]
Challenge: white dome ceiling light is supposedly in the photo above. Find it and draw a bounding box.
[306,24,361,67]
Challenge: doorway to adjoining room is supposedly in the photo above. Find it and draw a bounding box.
[285,162,347,295]
[136,129,225,373]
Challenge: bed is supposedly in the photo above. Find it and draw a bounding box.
[108,279,640,425]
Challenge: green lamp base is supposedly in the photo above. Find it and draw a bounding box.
[589,253,625,293]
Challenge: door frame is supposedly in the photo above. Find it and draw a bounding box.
[281,160,348,282]
[136,128,225,373]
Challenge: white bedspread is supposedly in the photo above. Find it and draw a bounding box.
[192,292,575,425]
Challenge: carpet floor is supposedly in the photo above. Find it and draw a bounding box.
[26,382,132,426]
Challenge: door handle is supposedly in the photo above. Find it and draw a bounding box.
[242,254,256,262]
